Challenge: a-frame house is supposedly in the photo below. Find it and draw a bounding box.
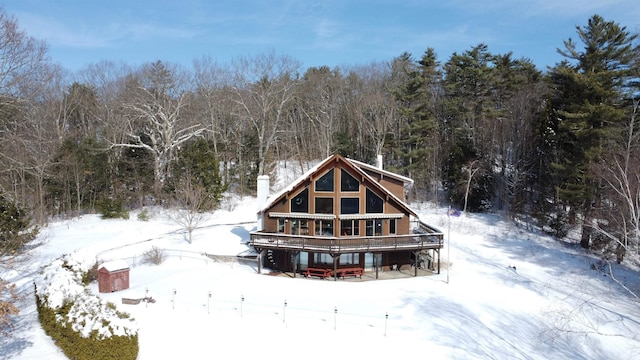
[249,154,443,279]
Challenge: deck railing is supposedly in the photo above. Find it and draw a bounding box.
[250,220,443,254]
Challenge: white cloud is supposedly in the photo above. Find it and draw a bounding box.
[14,10,198,50]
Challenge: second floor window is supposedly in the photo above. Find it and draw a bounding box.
[315,197,333,214]
[341,169,359,192]
[366,189,384,213]
[291,188,309,212]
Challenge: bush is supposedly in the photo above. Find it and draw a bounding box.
[142,246,166,265]
[36,291,139,360]
[137,208,150,221]
[34,254,139,360]
[82,261,100,286]
[96,198,129,219]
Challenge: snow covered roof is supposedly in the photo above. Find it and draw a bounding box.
[99,260,129,272]
[258,154,417,218]
[345,158,414,186]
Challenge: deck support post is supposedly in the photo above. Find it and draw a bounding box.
[292,251,299,277]
[375,253,382,279]
[257,249,266,274]
[412,251,419,277]
[332,254,338,281]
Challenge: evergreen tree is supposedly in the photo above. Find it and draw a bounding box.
[391,50,442,201]
[546,14,639,247]
[172,138,226,210]
[0,195,38,255]
[441,44,496,210]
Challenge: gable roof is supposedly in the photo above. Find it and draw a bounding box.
[258,154,418,218]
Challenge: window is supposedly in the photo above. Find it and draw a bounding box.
[291,219,308,235]
[315,197,333,214]
[315,220,334,236]
[341,169,359,192]
[315,169,334,192]
[314,253,332,265]
[366,219,383,236]
[339,253,359,265]
[291,188,309,213]
[340,220,360,236]
[366,188,384,213]
[389,218,396,234]
[277,218,285,233]
[340,198,359,214]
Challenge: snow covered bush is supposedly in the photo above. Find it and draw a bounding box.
[34,253,138,360]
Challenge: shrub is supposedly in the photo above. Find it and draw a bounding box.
[35,254,139,359]
[96,198,129,219]
[142,246,166,265]
[137,208,150,221]
[82,261,99,286]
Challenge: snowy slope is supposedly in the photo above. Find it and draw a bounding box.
[2,195,640,360]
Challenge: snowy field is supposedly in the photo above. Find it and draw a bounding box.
[2,193,640,359]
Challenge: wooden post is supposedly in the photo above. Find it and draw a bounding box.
[375,253,379,279]
[292,251,299,278]
[257,249,265,274]
[332,254,338,281]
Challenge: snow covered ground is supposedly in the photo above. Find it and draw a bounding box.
[2,194,640,359]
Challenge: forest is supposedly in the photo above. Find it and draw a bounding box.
[0,10,639,264]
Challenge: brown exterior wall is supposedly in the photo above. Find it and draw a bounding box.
[98,268,130,293]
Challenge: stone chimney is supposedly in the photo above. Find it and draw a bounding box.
[376,154,383,170]
[256,175,270,231]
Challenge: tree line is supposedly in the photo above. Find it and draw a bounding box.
[1,9,639,262]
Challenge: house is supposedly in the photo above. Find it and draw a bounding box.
[98,260,130,292]
[249,154,444,280]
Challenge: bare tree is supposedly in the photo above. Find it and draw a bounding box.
[462,159,483,213]
[110,61,205,193]
[355,62,396,158]
[593,100,640,263]
[0,277,19,336]
[171,172,211,244]
[230,51,300,175]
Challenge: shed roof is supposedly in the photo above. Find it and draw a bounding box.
[99,259,129,272]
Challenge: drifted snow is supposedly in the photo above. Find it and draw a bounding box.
[2,193,640,359]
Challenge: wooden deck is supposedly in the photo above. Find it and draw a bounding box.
[250,221,443,254]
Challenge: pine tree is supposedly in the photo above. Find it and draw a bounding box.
[391,50,442,201]
[546,14,639,247]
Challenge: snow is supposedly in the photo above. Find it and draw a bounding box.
[2,195,640,359]
[100,260,130,272]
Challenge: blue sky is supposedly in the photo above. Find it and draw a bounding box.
[4,0,640,73]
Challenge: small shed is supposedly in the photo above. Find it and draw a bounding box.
[98,260,130,293]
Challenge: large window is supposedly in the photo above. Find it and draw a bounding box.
[315,220,334,236]
[291,188,309,213]
[291,219,309,235]
[339,253,359,265]
[366,188,384,213]
[366,219,383,236]
[341,169,359,192]
[314,253,332,265]
[315,197,333,214]
[315,169,334,192]
[340,198,359,214]
[340,219,360,236]
[277,218,285,233]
